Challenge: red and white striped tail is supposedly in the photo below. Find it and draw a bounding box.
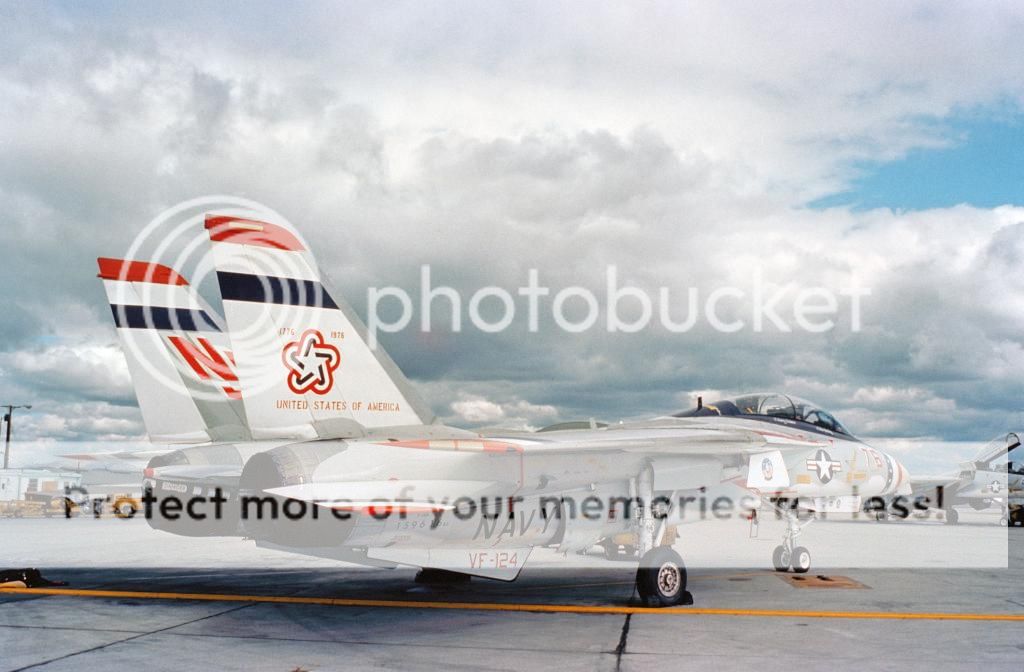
[98,257,250,443]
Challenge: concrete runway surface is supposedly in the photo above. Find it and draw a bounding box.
[1,513,1022,672]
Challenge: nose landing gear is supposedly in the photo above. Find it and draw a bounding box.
[773,543,812,573]
[770,504,813,573]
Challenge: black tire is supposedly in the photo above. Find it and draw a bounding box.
[772,545,790,572]
[636,547,690,606]
[791,546,811,574]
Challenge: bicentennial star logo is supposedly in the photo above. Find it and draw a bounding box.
[282,329,341,395]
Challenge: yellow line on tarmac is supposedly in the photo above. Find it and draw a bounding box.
[517,571,769,592]
[3,587,1024,622]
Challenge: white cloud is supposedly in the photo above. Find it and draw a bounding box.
[6,402,145,445]
[450,395,559,429]
[852,386,955,410]
[450,397,506,424]
[6,344,132,402]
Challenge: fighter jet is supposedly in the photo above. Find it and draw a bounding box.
[98,215,914,606]
[910,432,1022,526]
[1009,458,1024,526]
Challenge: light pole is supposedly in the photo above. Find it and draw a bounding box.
[2,404,32,470]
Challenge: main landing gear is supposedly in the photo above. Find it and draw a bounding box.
[633,467,693,607]
[637,546,689,606]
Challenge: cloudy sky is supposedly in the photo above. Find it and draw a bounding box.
[1,2,1022,471]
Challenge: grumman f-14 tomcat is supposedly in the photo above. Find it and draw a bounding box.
[98,215,915,606]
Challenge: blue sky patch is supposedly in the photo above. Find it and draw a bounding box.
[812,110,1024,211]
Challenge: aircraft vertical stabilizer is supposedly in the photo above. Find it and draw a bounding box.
[204,215,434,439]
[97,258,250,443]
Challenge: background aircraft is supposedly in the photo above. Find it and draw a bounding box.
[910,432,1022,526]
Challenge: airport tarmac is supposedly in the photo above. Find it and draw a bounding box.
[1,512,1022,672]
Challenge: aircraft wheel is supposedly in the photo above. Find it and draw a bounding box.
[944,508,958,525]
[772,545,790,572]
[999,516,1008,527]
[636,547,691,607]
[791,546,812,574]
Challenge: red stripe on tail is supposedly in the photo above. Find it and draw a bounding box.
[97,258,188,286]
[205,215,305,251]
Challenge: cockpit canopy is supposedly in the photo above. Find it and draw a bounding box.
[674,393,853,437]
